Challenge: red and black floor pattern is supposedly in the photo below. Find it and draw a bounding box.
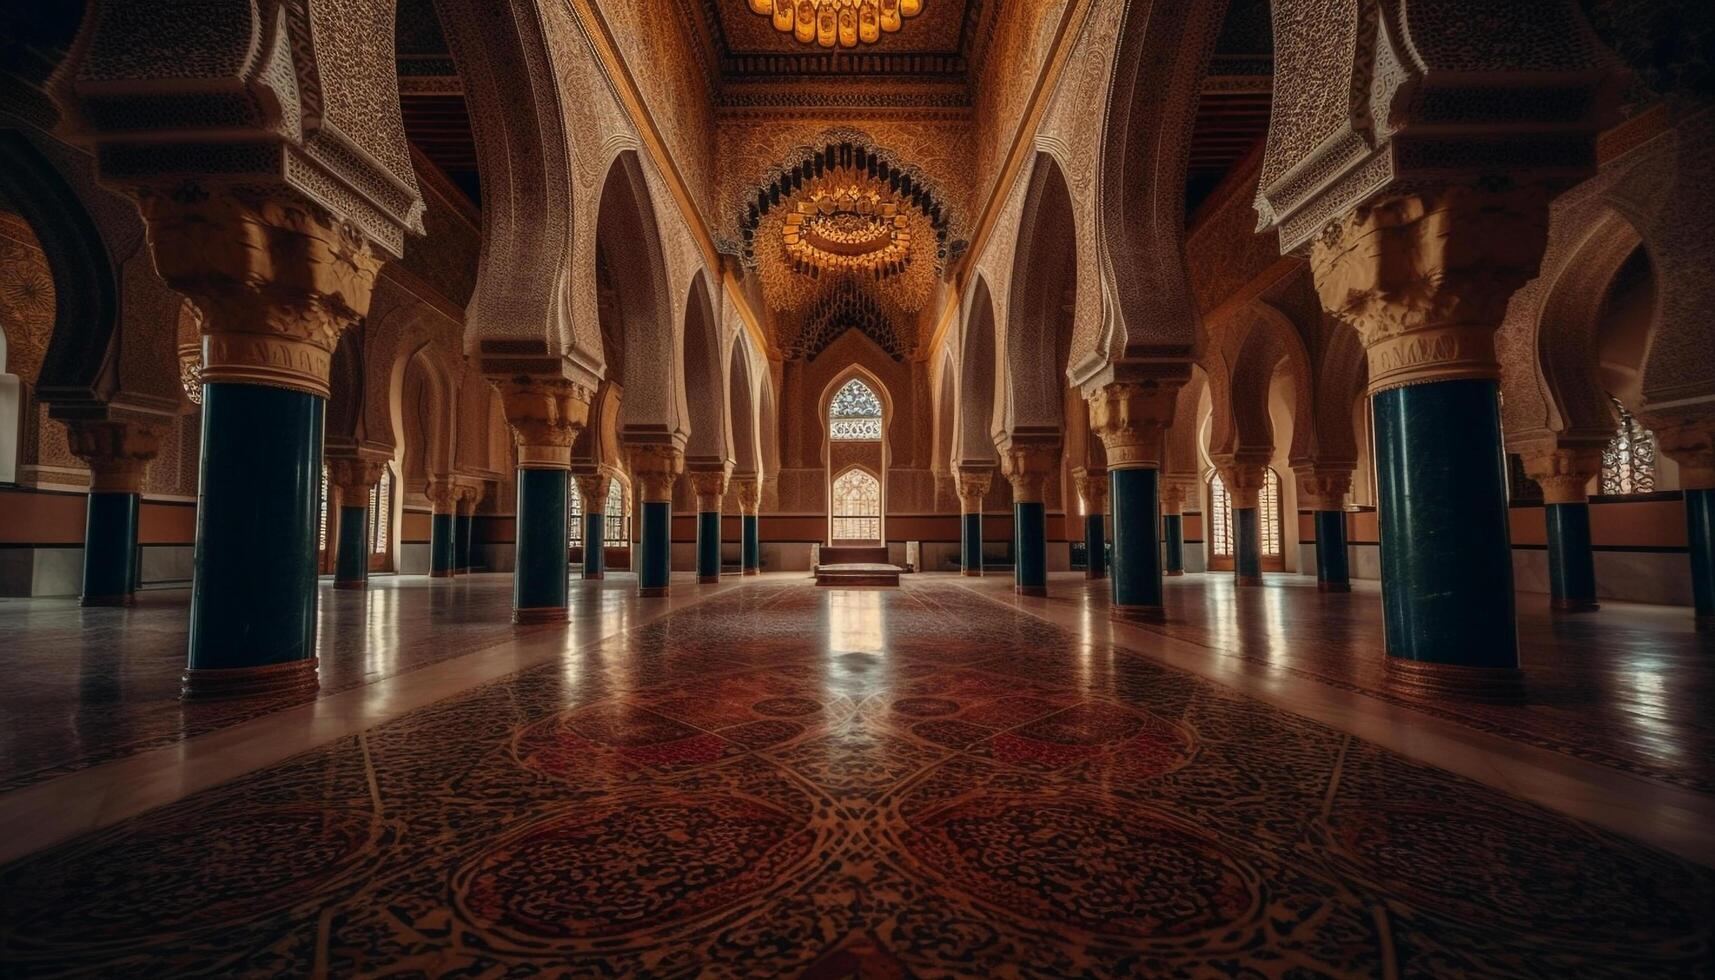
[2,584,1711,976]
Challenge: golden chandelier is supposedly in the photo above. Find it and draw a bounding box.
[747,0,924,49]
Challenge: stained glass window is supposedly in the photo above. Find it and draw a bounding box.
[318,464,330,553]
[567,483,583,546]
[1209,473,1232,557]
[1601,396,1657,496]
[1261,468,1281,557]
[831,468,881,540]
[829,377,883,441]
[604,479,628,547]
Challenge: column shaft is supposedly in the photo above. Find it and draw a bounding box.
[742,514,761,574]
[513,469,569,623]
[1083,512,1107,580]
[961,512,983,576]
[1162,513,1184,577]
[1688,488,1714,629]
[1545,502,1598,612]
[1110,468,1164,618]
[81,491,140,606]
[697,511,721,583]
[1014,502,1047,596]
[583,511,606,579]
[639,500,672,596]
[455,511,473,573]
[1234,507,1262,586]
[1314,510,1351,592]
[430,513,455,577]
[1372,378,1520,696]
[184,382,323,699]
[333,503,369,589]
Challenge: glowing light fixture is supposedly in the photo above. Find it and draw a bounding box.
[747,0,923,49]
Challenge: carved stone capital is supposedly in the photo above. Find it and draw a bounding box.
[135,185,384,399]
[1214,458,1268,510]
[955,467,992,514]
[629,445,684,503]
[1645,414,1715,491]
[1159,475,1197,516]
[689,470,730,512]
[1072,466,1108,515]
[63,418,167,493]
[1518,445,1604,505]
[1293,464,1354,512]
[732,476,762,516]
[426,477,458,515]
[999,441,1060,505]
[494,377,593,470]
[1310,185,1553,394]
[1087,379,1183,470]
[574,473,613,512]
[326,456,385,505]
[453,481,485,514]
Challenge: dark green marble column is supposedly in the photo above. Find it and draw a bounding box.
[183,383,323,700]
[1314,510,1351,592]
[80,491,140,606]
[1372,378,1521,698]
[639,500,672,596]
[1687,488,1714,630]
[583,510,606,579]
[1083,513,1106,580]
[454,508,473,573]
[742,514,761,575]
[332,502,369,590]
[1162,513,1185,577]
[1234,507,1262,586]
[513,468,569,623]
[430,510,455,578]
[961,511,983,576]
[1014,501,1047,596]
[1110,467,1164,619]
[1545,502,1598,612]
[696,511,721,584]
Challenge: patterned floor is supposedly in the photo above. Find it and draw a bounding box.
[2,583,1710,976]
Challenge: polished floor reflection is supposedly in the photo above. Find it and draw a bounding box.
[1,579,1710,976]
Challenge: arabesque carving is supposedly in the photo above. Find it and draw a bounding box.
[62,417,167,494]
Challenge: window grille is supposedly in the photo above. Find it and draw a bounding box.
[1600,396,1657,496]
[829,377,883,442]
[831,468,881,540]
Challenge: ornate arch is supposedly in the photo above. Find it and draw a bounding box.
[1003,152,1078,439]
[727,330,760,478]
[957,276,1000,466]
[682,269,728,465]
[597,151,678,444]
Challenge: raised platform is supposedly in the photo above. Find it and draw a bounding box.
[819,545,889,565]
[815,562,901,587]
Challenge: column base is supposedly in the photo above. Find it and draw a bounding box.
[333,580,367,591]
[430,569,455,579]
[1110,604,1165,624]
[743,567,761,576]
[1164,569,1185,578]
[698,574,721,584]
[639,586,670,598]
[962,568,982,577]
[1317,581,1351,593]
[1236,575,1264,587]
[513,606,567,625]
[1550,597,1600,612]
[582,571,605,581]
[182,657,320,701]
[1384,657,1525,704]
[1015,585,1047,597]
[80,594,134,607]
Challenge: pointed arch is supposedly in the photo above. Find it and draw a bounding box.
[958,276,1000,466]
[599,151,678,442]
[1003,152,1079,440]
[682,269,728,465]
[728,332,760,478]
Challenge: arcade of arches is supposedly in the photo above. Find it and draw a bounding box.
[1,1,1714,974]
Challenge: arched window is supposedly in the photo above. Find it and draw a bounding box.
[567,481,583,546]
[1601,396,1657,496]
[604,478,628,547]
[1260,467,1282,558]
[831,468,882,540]
[1208,473,1232,558]
[829,377,883,441]
[369,465,392,555]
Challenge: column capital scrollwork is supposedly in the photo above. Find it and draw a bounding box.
[574,473,613,510]
[688,470,731,512]
[1516,443,1604,505]
[426,477,458,515]
[955,467,992,514]
[1087,375,1185,470]
[1072,466,1108,514]
[493,376,594,470]
[1213,455,1269,510]
[628,444,684,503]
[63,417,168,494]
[1292,463,1355,512]
[135,184,384,399]
[326,456,386,504]
[732,476,762,516]
[1642,412,1715,492]
[1310,184,1554,395]
[999,441,1060,505]
[1159,475,1197,516]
